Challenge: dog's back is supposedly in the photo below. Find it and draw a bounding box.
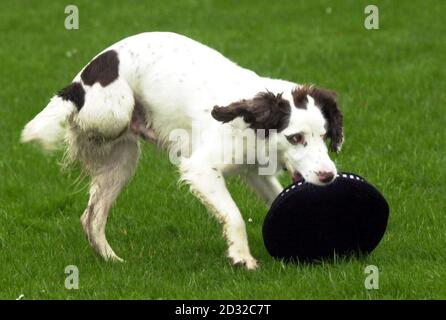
[21,32,263,151]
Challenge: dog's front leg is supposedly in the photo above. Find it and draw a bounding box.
[180,160,258,270]
[244,174,283,206]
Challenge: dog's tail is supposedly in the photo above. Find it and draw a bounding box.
[20,83,82,151]
[21,78,135,151]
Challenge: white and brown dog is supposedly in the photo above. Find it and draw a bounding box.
[21,32,343,270]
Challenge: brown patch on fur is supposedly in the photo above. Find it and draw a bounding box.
[211,91,291,136]
[291,87,308,109]
[58,82,85,110]
[81,50,119,86]
[304,86,343,152]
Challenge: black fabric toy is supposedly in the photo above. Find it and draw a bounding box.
[263,172,389,263]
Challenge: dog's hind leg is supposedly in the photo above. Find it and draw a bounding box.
[79,137,140,262]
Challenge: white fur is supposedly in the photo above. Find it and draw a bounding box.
[21,32,340,269]
[21,96,76,150]
[74,79,134,138]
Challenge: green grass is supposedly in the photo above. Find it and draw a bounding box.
[1,0,445,299]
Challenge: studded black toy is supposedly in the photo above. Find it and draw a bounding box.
[262,172,389,263]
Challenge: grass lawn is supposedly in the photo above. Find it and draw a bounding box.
[0,0,445,299]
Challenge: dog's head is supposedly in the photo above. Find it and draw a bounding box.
[211,85,343,186]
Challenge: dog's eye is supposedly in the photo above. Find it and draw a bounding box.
[286,133,305,145]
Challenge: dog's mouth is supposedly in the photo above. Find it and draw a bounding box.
[292,171,304,184]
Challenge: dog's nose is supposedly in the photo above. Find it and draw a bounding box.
[317,171,335,183]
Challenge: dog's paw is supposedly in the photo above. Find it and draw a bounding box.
[228,251,259,270]
[231,257,259,270]
[230,255,259,270]
[105,254,125,263]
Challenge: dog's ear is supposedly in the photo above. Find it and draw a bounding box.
[211,91,291,134]
[211,99,253,124]
[309,87,344,152]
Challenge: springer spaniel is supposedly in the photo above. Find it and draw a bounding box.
[21,32,343,270]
